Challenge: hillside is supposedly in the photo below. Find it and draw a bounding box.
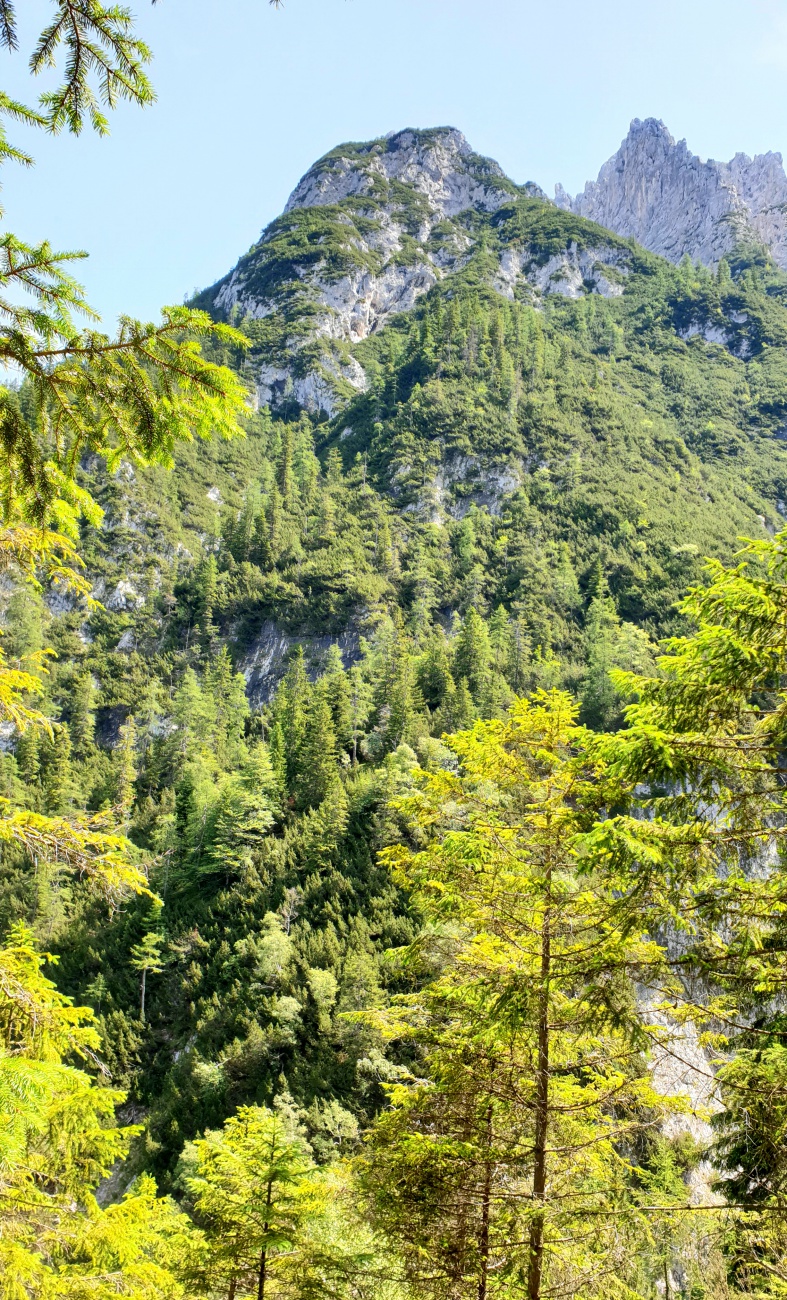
[7,122,787,1218]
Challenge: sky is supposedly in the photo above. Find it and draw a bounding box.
[4,0,787,325]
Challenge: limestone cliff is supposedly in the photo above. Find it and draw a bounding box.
[200,127,628,415]
[556,117,787,269]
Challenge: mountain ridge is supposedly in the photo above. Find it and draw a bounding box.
[556,116,787,269]
[200,120,787,419]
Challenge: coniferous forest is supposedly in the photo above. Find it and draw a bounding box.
[6,4,787,1299]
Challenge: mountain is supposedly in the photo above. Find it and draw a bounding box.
[556,116,787,269]
[200,123,787,419]
[7,122,787,1190]
[197,127,629,414]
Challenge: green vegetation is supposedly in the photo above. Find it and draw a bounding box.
[5,23,787,1286]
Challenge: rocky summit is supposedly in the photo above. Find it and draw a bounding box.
[199,121,787,418]
[198,127,637,414]
[556,116,787,269]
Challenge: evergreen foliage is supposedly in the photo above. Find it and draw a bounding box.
[8,40,787,1286]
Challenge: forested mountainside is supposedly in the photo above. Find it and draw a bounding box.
[9,124,787,1297]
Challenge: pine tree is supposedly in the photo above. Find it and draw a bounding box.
[592,526,787,1284]
[453,606,492,706]
[172,666,216,762]
[16,724,41,789]
[268,719,288,790]
[580,592,621,730]
[508,616,531,694]
[365,694,675,1300]
[295,686,338,810]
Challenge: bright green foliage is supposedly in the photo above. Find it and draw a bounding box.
[8,65,787,1292]
[180,1103,323,1299]
[580,587,656,730]
[0,920,221,1298]
[576,526,787,1289]
[2,0,154,137]
[365,694,685,1300]
[452,605,491,705]
[0,3,251,538]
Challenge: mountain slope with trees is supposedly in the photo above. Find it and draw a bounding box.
[7,101,787,1298]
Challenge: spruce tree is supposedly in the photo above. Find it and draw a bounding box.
[365,694,677,1300]
[322,644,354,752]
[295,686,338,810]
[41,724,73,814]
[196,554,219,652]
[180,1103,316,1300]
[113,715,138,821]
[68,670,96,759]
[453,606,492,706]
[416,630,455,712]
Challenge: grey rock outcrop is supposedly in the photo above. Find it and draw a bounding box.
[557,117,787,268]
[284,126,519,222]
[204,128,555,415]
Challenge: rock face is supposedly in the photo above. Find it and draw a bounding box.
[201,128,571,415]
[283,126,519,221]
[203,119,787,416]
[556,117,787,268]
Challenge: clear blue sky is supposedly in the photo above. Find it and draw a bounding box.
[5,0,787,324]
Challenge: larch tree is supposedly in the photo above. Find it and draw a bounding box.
[590,525,787,1292]
[362,692,684,1300]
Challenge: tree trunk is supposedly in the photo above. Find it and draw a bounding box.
[258,1164,275,1300]
[477,1103,493,1300]
[228,1278,237,1300]
[140,967,146,1021]
[527,892,551,1300]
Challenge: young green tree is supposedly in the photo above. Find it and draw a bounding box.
[130,927,166,1021]
[180,1103,319,1300]
[114,714,139,822]
[68,669,96,759]
[364,693,675,1300]
[452,607,491,707]
[580,589,655,731]
[295,686,339,810]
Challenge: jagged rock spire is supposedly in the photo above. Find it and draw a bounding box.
[556,117,787,268]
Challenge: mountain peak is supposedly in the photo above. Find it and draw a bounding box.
[627,116,673,142]
[283,125,515,222]
[557,119,787,267]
